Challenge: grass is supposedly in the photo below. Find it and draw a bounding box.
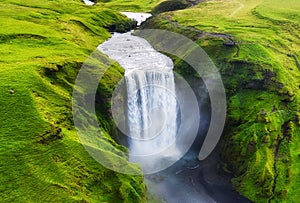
[0,0,147,202]
[95,0,166,12]
[151,0,189,14]
[2,0,299,202]
[141,0,300,202]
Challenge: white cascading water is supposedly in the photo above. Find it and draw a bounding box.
[98,29,179,169]
[92,11,234,203]
[125,70,178,156]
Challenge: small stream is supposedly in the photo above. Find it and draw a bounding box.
[98,12,252,203]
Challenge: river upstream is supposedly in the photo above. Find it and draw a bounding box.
[98,12,252,203]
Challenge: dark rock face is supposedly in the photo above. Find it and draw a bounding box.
[107,20,137,33]
[152,0,189,14]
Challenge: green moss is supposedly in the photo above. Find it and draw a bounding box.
[0,0,146,202]
[107,20,137,33]
[142,0,300,202]
[152,0,189,14]
[95,0,166,12]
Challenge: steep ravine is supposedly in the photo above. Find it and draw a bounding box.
[139,3,300,202]
[0,1,147,202]
[99,12,252,203]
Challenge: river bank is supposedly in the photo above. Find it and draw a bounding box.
[98,11,252,203]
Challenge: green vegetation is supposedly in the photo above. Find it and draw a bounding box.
[0,0,146,202]
[142,0,300,202]
[152,0,189,15]
[107,20,137,33]
[95,0,165,12]
[2,0,299,202]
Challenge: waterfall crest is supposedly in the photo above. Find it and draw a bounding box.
[126,70,178,156]
[98,31,179,170]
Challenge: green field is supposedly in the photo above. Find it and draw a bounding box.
[0,0,148,202]
[142,0,300,202]
[96,0,165,12]
[1,0,299,202]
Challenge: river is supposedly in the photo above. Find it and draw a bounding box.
[98,12,252,203]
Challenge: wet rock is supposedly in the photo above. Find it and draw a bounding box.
[256,109,269,123]
[257,97,264,101]
[271,105,277,113]
[245,80,264,90]
[260,109,267,115]
[223,40,236,47]
[152,0,189,14]
[247,141,257,153]
[9,89,14,94]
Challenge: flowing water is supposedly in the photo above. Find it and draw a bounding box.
[120,12,152,26]
[82,0,94,6]
[98,12,252,203]
[98,30,181,172]
[125,71,178,156]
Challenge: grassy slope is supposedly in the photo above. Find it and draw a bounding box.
[141,0,300,202]
[96,0,165,12]
[0,0,146,202]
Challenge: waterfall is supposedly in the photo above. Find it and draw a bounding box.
[98,31,179,170]
[126,70,178,157]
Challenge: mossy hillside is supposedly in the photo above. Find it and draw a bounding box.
[151,0,189,15]
[141,0,300,202]
[94,0,166,12]
[0,0,146,202]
